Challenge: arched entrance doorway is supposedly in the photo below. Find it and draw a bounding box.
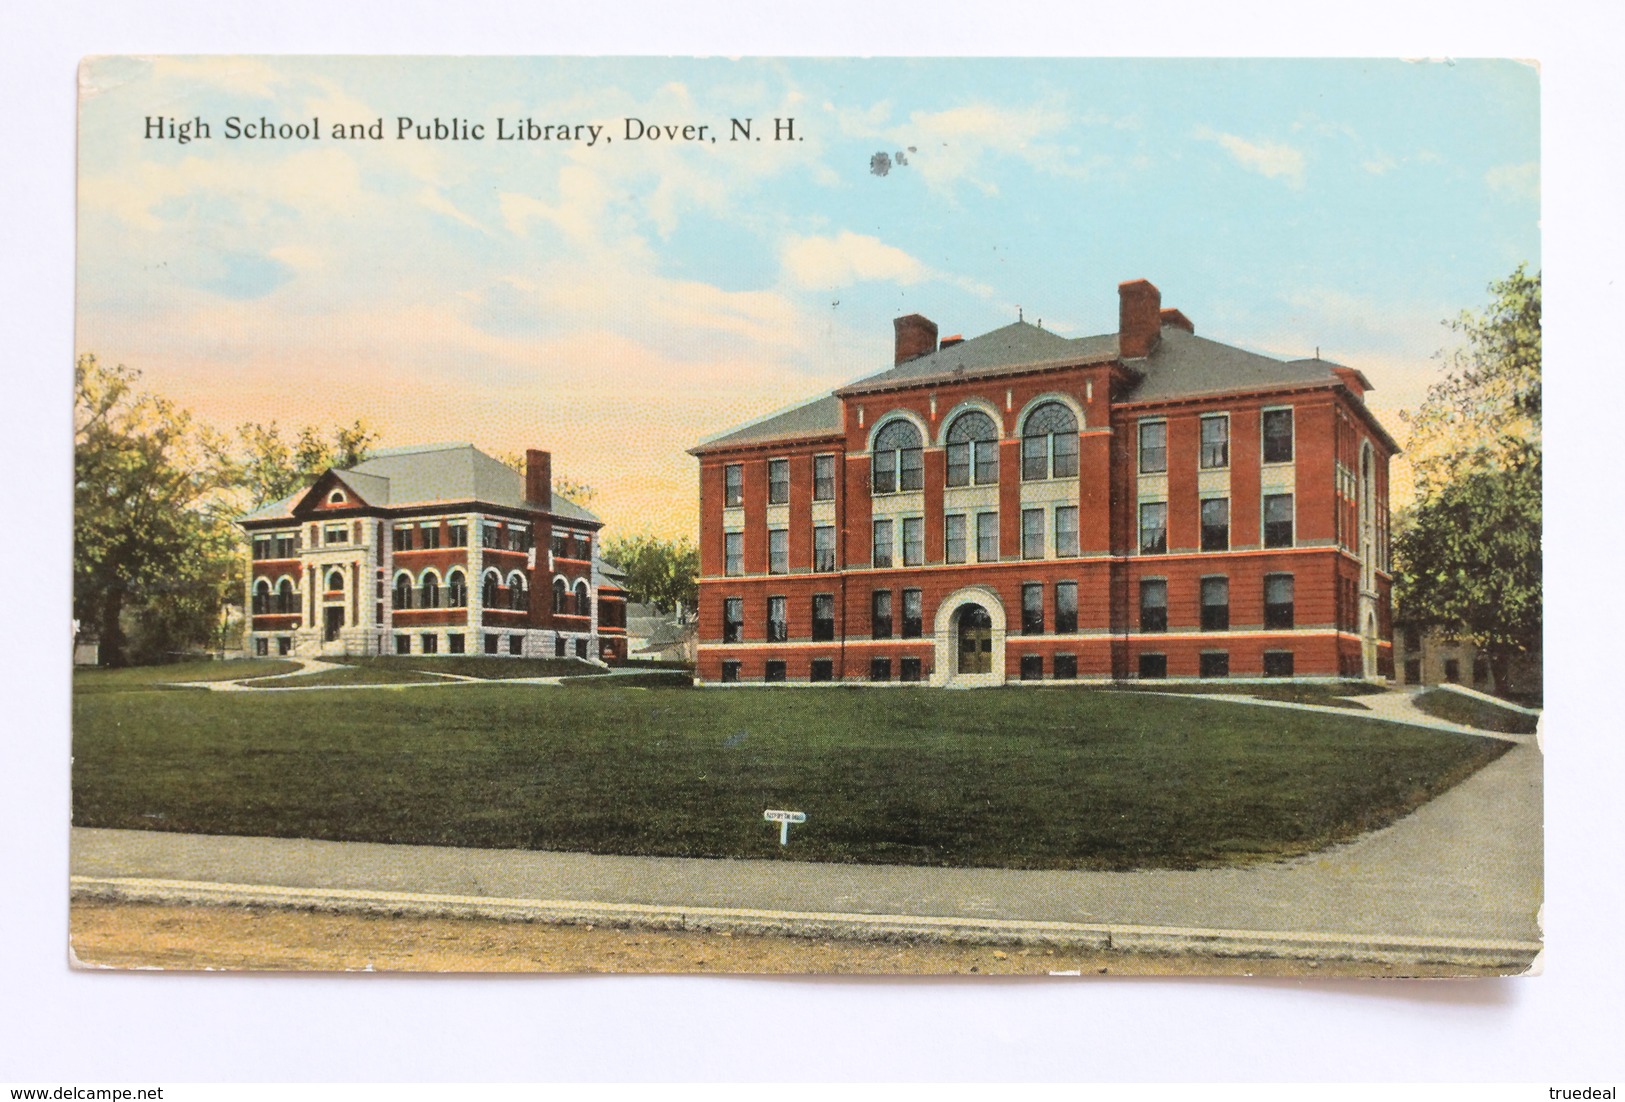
[958,604,993,674]
[931,586,1007,687]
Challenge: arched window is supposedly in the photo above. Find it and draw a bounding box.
[419,570,441,610]
[328,489,346,504]
[946,410,999,486]
[482,571,500,608]
[553,578,569,614]
[872,419,923,494]
[326,569,344,593]
[276,578,296,615]
[252,579,272,615]
[509,572,528,611]
[1022,402,1079,480]
[574,580,591,617]
[394,573,413,610]
[446,570,467,608]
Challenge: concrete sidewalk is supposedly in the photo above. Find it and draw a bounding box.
[71,741,1543,968]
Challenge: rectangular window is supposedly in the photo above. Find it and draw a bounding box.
[902,516,924,566]
[945,514,967,564]
[872,449,897,496]
[767,596,788,642]
[810,658,834,683]
[448,633,466,654]
[1055,506,1079,558]
[901,447,924,492]
[1054,654,1078,679]
[768,528,789,574]
[576,638,587,659]
[1263,408,1294,463]
[254,637,268,657]
[1056,582,1078,634]
[1139,421,1167,474]
[872,519,894,568]
[872,590,893,639]
[1022,583,1045,635]
[901,589,923,639]
[1022,508,1045,560]
[1200,498,1230,552]
[1020,655,1044,681]
[447,524,468,548]
[252,536,271,560]
[1139,502,1167,555]
[725,532,744,576]
[813,525,835,572]
[812,594,835,642]
[723,597,744,644]
[1138,653,1167,679]
[813,455,835,501]
[1201,577,1230,631]
[976,512,999,563]
[1200,652,1230,678]
[1264,651,1295,678]
[421,633,438,655]
[1265,574,1295,629]
[725,464,744,508]
[870,657,892,682]
[324,525,349,545]
[550,531,567,558]
[900,657,922,683]
[765,660,787,683]
[274,534,296,559]
[946,441,971,488]
[395,634,410,655]
[768,459,790,505]
[417,524,441,551]
[555,637,566,657]
[721,660,741,684]
[1140,579,1168,633]
[1200,415,1230,469]
[488,525,508,551]
[1445,658,1461,683]
[509,635,523,656]
[1021,434,1048,481]
[1264,494,1294,548]
[277,636,292,656]
[973,441,997,486]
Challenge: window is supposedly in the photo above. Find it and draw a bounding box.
[870,657,892,682]
[252,580,271,615]
[1139,502,1167,555]
[509,635,523,656]
[1200,652,1230,678]
[1022,508,1045,560]
[768,459,790,505]
[768,529,789,574]
[945,514,967,564]
[1054,654,1078,679]
[326,569,345,593]
[872,590,893,639]
[252,536,271,560]
[1023,402,1079,480]
[721,660,741,684]
[1264,651,1295,677]
[551,531,568,558]
[724,464,744,508]
[901,589,923,639]
[1263,408,1294,463]
[1138,653,1167,679]
[1020,655,1044,681]
[812,594,835,642]
[1140,579,1168,633]
[810,659,833,683]
[900,657,922,682]
[767,596,787,643]
[813,455,835,501]
[440,570,465,609]
[813,526,835,572]
[1200,415,1230,469]
[1444,658,1461,684]
[945,410,999,487]
[574,581,590,617]
[872,519,894,568]
[555,637,566,657]
[486,525,505,551]
[274,534,296,558]
[1055,506,1079,558]
[395,634,410,655]
[448,524,468,548]
[485,633,499,655]
[277,637,292,656]
[1265,574,1295,629]
[765,660,787,683]
[1201,498,1230,552]
[323,524,351,547]
[1472,655,1490,686]
[419,524,442,550]
[1056,582,1078,634]
[448,633,466,655]
[1139,421,1167,474]
[1264,494,1294,548]
[872,419,924,494]
[254,637,268,657]
[976,512,999,563]
[421,633,439,655]
[511,575,529,612]
[1022,583,1045,635]
[419,572,440,609]
[545,575,562,612]
[725,532,744,576]
[1201,577,1230,631]
[575,638,587,659]
[902,517,923,567]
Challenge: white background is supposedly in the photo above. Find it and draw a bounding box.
[3,0,1620,1084]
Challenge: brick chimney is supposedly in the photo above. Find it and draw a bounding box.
[893,314,939,365]
[525,448,552,510]
[1118,279,1163,359]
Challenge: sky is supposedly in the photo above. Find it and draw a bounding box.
[76,56,1540,538]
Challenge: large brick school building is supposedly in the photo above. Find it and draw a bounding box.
[689,278,1396,686]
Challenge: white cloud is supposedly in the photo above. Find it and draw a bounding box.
[1486,161,1540,202]
[781,231,926,288]
[1195,126,1307,188]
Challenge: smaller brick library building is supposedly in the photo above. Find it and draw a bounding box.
[690,278,1396,686]
[238,444,627,662]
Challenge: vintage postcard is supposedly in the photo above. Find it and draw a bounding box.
[70,56,1542,976]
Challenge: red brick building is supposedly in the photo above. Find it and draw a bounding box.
[689,279,1395,686]
[239,444,628,662]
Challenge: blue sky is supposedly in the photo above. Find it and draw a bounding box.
[77,56,1539,535]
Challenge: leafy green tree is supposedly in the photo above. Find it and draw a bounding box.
[603,534,699,621]
[228,419,380,509]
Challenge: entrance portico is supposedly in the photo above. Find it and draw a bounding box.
[931,586,1007,687]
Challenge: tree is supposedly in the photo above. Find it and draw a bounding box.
[1393,267,1541,694]
[75,355,235,666]
[494,451,598,509]
[227,419,380,509]
[602,534,699,621]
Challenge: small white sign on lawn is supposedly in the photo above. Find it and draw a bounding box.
[763,808,806,846]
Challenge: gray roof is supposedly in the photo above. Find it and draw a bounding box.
[239,443,600,525]
[1122,328,1344,404]
[691,393,843,452]
[838,322,1118,395]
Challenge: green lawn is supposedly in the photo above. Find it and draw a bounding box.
[1412,689,1540,735]
[72,659,300,694]
[1104,681,1384,709]
[72,681,1511,871]
[333,656,605,680]
[240,666,454,688]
